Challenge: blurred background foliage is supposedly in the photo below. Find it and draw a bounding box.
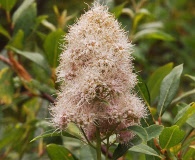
[0,0,195,159]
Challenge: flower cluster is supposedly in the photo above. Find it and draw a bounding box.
[51,3,146,143]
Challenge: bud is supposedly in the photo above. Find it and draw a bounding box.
[51,3,146,143]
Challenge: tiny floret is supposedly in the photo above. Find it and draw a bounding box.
[51,3,146,143]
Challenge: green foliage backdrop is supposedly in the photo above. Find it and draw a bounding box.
[0,0,195,159]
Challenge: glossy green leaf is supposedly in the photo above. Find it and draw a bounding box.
[47,144,78,160]
[0,68,14,104]
[0,0,17,11]
[147,63,173,103]
[159,125,185,149]
[12,0,35,24]
[145,124,164,141]
[128,125,148,142]
[0,25,11,39]
[174,103,195,127]
[129,143,161,158]
[9,47,51,75]
[134,29,175,41]
[43,29,65,68]
[157,64,183,116]
[13,2,36,38]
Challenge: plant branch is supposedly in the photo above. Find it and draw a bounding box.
[0,55,12,66]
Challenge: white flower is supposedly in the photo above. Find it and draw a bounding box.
[51,3,146,143]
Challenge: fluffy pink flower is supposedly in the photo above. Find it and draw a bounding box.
[51,3,146,143]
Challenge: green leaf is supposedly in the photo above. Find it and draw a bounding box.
[29,79,56,95]
[12,0,35,24]
[0,126,24,150]
[8,30,24,50]
[140,22,164,30]
[43,29,65,68]
[0,0,17,11]
[30,130,80,143]
[128,125,148,142]
[112,136,142,160]
[8,47,51,75]
[0,68,14,104]
[174,103,195,127]
[13,2,37,38]
[134,29,175,41]
[133,9,150,32]
[111,2,127,18]
[136,75,155,128]
[145,124,164,141]
[47,144,78,160]
[185,74,195,82]
[136,75,150,106]
[129,143,161,158]
[159,125,185,149]
[182,148,195,160]
[0,25,11,39]
[157,64,183,116]
[147,63,173,103]
[186,112,195,128]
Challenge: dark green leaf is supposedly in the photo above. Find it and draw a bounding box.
[8,47,51,75]
[47,144,78,160]
[12,0,35,24]
[136,75,155,128]
[159,125,185,149]
[0,0,17,11]
[174,103,195,127]
[136,75,150,106]
[147,63,173,103]
[129,143,161,158]
[157,64,183,116]
[0,68,14,104]
[145,124,164,141]
[128,125,148,142]
[112,136,142,160]
[13,2,37,38]
[43,29,65,68]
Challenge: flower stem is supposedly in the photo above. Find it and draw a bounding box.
[105,136,109,160]
[96,127,102,160]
